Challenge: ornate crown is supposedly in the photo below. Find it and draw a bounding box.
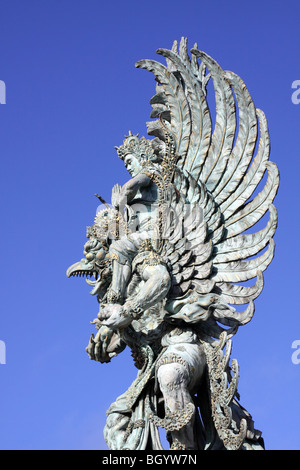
[87,206,128,242]
[115,131,157,162]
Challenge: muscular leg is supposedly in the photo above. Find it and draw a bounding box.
[154,340,206,450]
[157,362,196,449]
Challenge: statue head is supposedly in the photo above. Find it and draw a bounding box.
[115,132,161,176]
[66,207,121,297]
[66,234,110,297]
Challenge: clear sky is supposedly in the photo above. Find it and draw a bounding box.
[0,0,299,450]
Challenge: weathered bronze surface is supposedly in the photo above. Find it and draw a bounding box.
[67,38,278,450]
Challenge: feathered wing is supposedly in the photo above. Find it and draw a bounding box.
[137,38,279,336]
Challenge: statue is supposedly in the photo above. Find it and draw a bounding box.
[67,38,279,450]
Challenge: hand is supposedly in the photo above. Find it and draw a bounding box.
[111,184,122,208]
[98,303,131,330]
[85,325,115,363]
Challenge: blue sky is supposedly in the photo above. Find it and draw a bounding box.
[0,0,299,450]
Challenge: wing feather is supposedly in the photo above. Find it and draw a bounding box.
[211,240,275,283]
[214,272,264,305]
[212,71,258,206]
[136,59,191,159]
[191,49,236,190]
[225,162,279,238]
[156,43,212,177]
[214,205,277,263]
[220,109,270,219]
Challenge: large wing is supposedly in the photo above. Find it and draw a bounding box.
[138,38,279,334]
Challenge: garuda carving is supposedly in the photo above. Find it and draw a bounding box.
[67,38,279,450]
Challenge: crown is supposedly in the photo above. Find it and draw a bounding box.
[87,205,128,242]
[85,207,114,241]
[115,131,157,162]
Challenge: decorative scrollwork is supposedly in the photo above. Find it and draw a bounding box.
[203,333,247,450]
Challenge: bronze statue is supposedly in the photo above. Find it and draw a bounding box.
[67,38,279,450]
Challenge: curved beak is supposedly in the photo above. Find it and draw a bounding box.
[66,259,95,278]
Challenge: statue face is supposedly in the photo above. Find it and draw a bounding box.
[67,237,111,297]
[124,154,142,177]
